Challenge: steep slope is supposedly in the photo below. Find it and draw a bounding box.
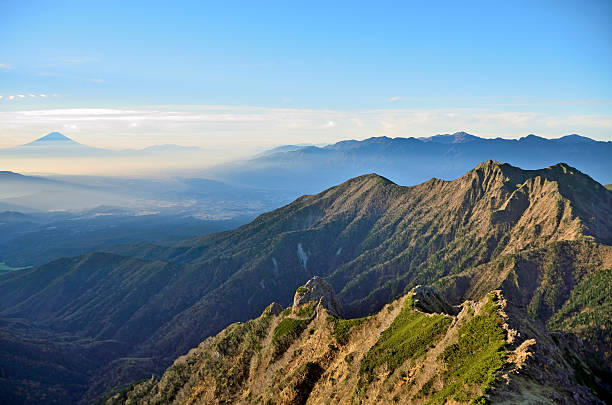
[108,284,610,404]
[1,161,611,403]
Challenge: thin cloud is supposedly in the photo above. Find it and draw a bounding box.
[0,63,12,70]
[389,96,402,102]
[0,93,56,101]
[0,106,610,152]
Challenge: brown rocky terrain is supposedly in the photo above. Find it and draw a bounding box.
[2,161,611,403]
[108,281,610,404]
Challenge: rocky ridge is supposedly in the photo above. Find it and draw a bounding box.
[108,283,610,404]
[2,161,611,403]
[293,276,344,318]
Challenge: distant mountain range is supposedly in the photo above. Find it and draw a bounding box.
[0,132,203,158]
[208,132,612,193]
[1,161,611,403]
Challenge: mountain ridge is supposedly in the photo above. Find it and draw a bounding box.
[209,133,612,192]
[108,285,610,404]
[1,161,611,403]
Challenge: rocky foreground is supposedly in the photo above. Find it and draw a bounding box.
[108,278,610,404]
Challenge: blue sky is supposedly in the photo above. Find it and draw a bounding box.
[0,0,611,148]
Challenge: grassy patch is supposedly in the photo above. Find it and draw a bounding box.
[271,317,310,359]
[548,269,611,360]
[359,295,451,387]
[293,302,316,318]
[427,293,507,404]
[328,316,369,345]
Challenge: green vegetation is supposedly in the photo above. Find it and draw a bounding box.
[4,162,611,403]
[359,296,451,387]
[197,314,272,400]
[548,269,612,360]
[328,315,368,345]
[605,184,612,191]
[296,285,308,294]
[293,302,316,318]
[427,293,507,404]
[527,243,567,319]
[271,317,311,359]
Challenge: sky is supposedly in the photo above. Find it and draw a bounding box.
[0,0,611,151]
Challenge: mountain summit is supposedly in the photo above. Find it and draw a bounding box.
[27,132,79,144]
[419,131,480,143]
[1,161,611,403]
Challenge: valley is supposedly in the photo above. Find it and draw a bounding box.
[1,160,611,403]
[4,4,610,403]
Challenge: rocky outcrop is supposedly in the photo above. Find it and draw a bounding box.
[111,289,611,405]
[293,276,344,318]
[263,302,283,316]
[412,285,461,315]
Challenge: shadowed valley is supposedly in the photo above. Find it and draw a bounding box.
[1,161,611,403]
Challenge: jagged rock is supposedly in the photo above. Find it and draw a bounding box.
[263,302,283,316]
[293,276,344,318]
[412,285,461,315]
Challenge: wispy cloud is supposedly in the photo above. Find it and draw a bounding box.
[387,95,612,107]
[0,63,12,70]
[0,93,57,101]
[0,105,610,153]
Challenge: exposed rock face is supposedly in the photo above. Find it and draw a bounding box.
[5,162,612,403]
[263,302,283,316]
[110,290,610,405]
[293,276,344,318]
[412,285,461,315]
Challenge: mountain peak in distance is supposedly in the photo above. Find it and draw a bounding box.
[555,134,598,144]
[31,132,77,143]
[419,131,480,143]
